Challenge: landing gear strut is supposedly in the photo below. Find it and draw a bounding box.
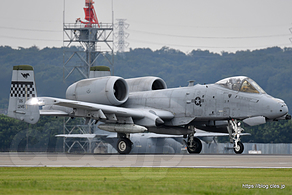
[117,133,132,154]
[227,119,244,154]
[186,130,202,154]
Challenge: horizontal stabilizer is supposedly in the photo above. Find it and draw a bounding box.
[39,110,69,116]
[56,134,97,139]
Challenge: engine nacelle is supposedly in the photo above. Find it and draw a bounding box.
[66,76,128,106]
[125,76,167,93]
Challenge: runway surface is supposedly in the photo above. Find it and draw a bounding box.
[1,153,292,168]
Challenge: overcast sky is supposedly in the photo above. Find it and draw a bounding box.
[0,0,292,53]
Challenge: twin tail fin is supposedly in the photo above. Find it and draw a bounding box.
[7,65,40,124]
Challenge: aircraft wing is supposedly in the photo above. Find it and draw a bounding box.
[147,134,182,138]
[195,132,229,137]
[194,129,250,137]
[55,132,250,140]
[33,97,144,118]
[147,132,250,138]
[27,97,174,127]
[56,134,97,139]
[195,132,250,137]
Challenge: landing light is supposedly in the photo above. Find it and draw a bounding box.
[26,98,43,106]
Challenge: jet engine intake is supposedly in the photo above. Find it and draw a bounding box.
[66,76,128,106]
[126,76,167,93]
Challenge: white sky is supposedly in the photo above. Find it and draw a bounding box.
[0,0,292,53]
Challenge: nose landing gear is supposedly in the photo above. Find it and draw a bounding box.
[227,119,245,154]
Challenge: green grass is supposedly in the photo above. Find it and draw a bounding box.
[0,167,291,194]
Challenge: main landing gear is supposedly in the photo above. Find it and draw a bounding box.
[117,133,132,154]
[186,131,202,154]
[227,119,244,154]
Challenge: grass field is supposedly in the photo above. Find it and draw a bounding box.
[0,167,291,194]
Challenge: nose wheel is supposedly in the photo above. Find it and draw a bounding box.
[227,119,245,154]
[234,141,244,154]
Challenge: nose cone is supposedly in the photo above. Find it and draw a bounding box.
[268,97,289,119]
[281,103,289,115]
[275,98,288,114]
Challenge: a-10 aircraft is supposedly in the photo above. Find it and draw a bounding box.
[8,65,290,154]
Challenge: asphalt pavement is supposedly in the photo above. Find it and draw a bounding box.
[1,153,292,168]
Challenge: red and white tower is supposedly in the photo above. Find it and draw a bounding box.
[77,0,100,27]
[63,0,114,80]
[62,0,114,153]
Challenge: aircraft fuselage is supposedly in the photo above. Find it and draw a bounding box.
[125,83,288,131]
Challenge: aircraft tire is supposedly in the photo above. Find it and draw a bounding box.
[234,141,244,154]
[187,137,202,154]
[117,138,132,154]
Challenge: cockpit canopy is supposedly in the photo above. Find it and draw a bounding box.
[215,76,266,94]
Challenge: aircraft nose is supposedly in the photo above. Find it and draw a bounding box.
[277,99,288,114]
[273,98,289,119]
[279,103,288,116]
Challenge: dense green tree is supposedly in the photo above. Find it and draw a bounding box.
[0,115,64,151]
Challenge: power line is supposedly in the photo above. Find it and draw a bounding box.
[129,29,291,39]
[0,35,61,42]
[1,34,289,49]
[128,19,290,29]
[0,26,61,33]
[128,38,291,49]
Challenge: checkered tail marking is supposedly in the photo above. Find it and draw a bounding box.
[10,81,36,98]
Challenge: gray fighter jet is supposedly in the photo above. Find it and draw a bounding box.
[8,65,290,154]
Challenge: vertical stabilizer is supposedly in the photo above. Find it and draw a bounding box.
[89,66,111,78]
[8,65,40,124]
